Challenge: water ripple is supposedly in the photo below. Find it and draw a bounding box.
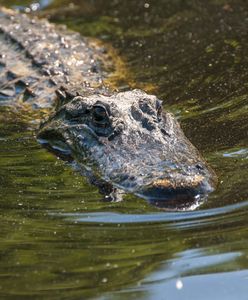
[57,199,248,225]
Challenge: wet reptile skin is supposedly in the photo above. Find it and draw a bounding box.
[0,7,217,208]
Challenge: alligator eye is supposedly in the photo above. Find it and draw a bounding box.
[92,105,109,127]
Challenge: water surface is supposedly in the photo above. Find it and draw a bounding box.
[0,0,247,299]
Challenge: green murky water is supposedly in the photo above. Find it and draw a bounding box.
[0,0,248,299]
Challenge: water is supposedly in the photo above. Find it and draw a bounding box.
[0,0,247,299]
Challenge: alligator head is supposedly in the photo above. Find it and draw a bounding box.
[38,89,217,207]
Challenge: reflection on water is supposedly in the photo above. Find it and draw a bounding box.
[0,0,248,299]
[108,270,248,300]
[58,199,248,224]
[222,147,248,159]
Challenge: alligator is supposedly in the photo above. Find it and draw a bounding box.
[0,7,217,209]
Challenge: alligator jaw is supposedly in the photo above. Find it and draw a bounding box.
[137,172,216,205]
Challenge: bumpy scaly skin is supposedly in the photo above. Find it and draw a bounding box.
[0,7,217,206]
[0,7,107,108]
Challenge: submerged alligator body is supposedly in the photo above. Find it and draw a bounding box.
[0,7,217,208]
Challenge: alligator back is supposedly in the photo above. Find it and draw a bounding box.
[0,7,106,109]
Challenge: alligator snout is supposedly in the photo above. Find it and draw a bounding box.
[138,172,216,204]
